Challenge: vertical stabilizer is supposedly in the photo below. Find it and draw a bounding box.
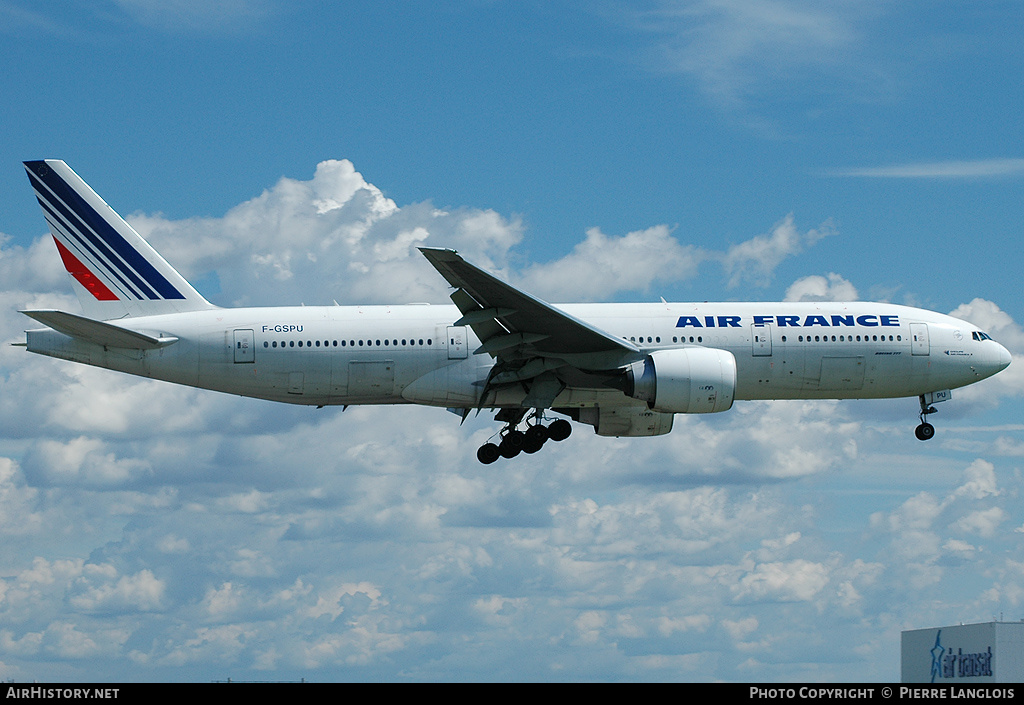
[24,160,214,320]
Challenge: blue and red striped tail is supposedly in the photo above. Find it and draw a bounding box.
[24,160,213,320]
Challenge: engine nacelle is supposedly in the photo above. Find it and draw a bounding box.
[575,405,675,437]
[624,348,737,414]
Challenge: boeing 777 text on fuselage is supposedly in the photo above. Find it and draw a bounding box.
[18,161,1011,463]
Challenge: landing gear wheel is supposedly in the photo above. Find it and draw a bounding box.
[547,419,572,442]
[525,424,549,443]
[499,430,525,458]
[524,426,548,454]
[522,425,548,454]
[477,443,501,464]
[522,439,543,454]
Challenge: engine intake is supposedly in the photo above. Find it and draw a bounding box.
[623,348,737,414]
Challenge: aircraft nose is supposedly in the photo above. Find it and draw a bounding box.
[996,342,1012,371]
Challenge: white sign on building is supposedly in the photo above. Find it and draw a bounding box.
[902,621,1024,683]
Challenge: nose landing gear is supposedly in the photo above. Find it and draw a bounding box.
[915,394,938,441]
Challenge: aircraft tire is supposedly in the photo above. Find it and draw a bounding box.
[548,419,572,442]
[478,443,501,464]
[499,431,525,458]
[522,436,545,454]
[915,423,935,441]
[525,425,548,444]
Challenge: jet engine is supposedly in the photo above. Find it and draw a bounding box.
[621,347,737,414]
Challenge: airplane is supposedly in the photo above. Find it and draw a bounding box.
[17,160,1012,464]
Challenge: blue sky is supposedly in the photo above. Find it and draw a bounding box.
[1,0,1023,682]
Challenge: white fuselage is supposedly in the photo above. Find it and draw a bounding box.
[25,300,1010,410]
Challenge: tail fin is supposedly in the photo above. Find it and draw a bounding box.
[23,160,214,320]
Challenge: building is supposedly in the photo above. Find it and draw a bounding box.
[902,621,1024,683]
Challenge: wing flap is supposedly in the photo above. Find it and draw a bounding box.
[454,307,517,327]
[475,331,551,355]
[449,287,506,344]
[521,373,567,409]
[21,309,178,350]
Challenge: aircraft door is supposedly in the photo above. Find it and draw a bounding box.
[233,329,255,363]
[349,360,395,397]
[447,326,468,359]
[751,324,772,357]
[911,323,930,356]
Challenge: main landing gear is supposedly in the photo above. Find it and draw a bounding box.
[477,413,572,464]
[915,394,937,441]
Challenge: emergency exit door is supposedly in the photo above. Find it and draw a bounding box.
[751,324,772,356]
[910,323,930,356]
[447,326,468,359]
[233,329,255,363]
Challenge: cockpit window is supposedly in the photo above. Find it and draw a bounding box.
[973,331,993,341]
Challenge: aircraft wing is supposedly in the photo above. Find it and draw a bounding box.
[419,248,640,372]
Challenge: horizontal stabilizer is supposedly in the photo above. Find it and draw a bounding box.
[21,309,178,350]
